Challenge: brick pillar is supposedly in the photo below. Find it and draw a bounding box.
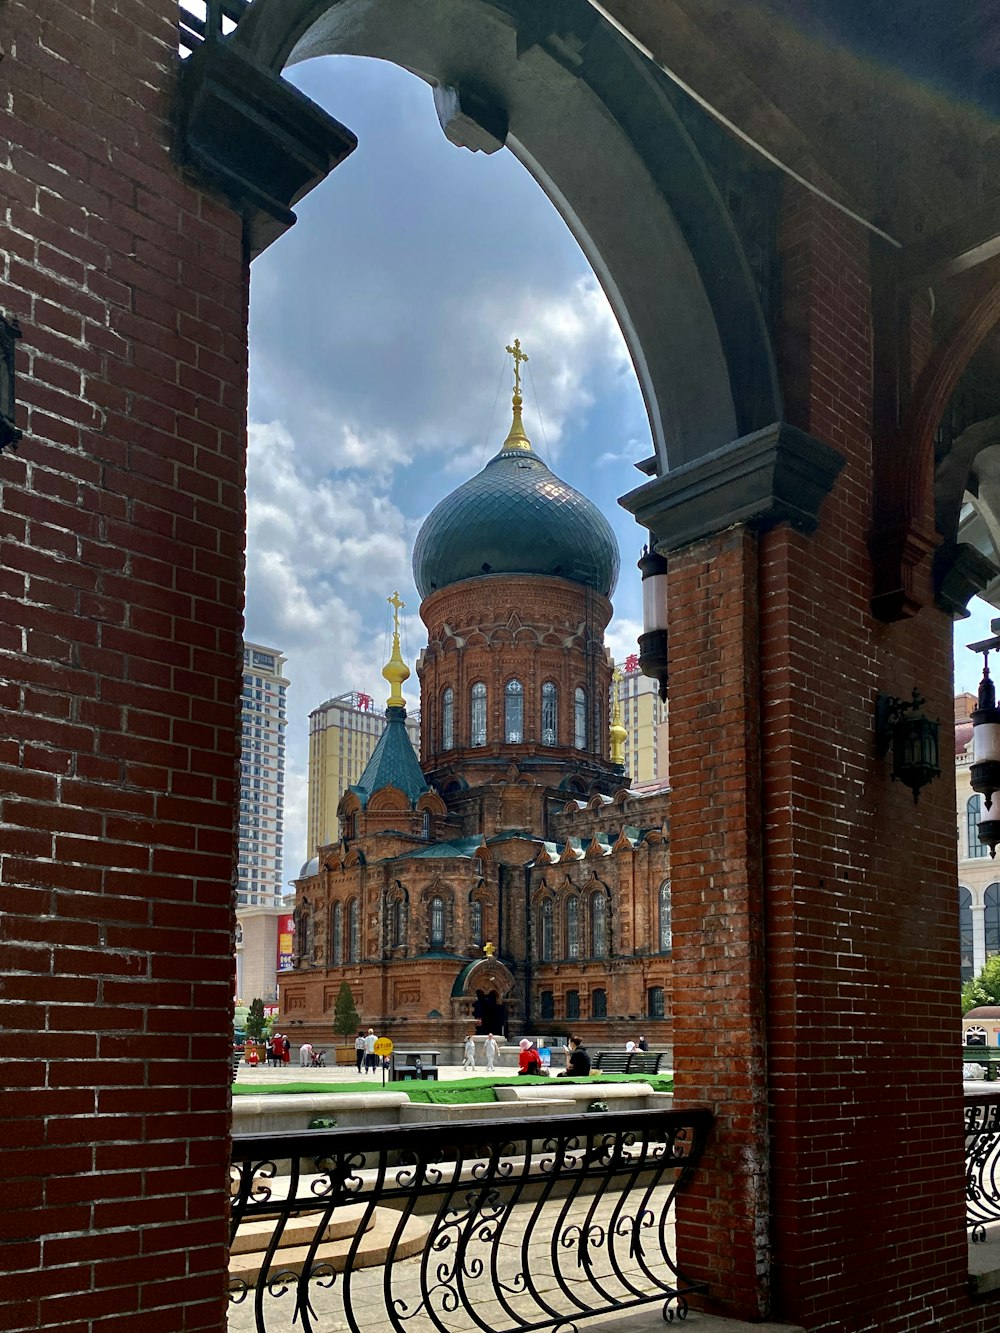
[666,185,981,1331]
[1,3,247,1328]
[669,527,770,1320]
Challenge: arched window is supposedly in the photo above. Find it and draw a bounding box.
[393,898,406,949]
[986,884,1000,960]
[348,899,360,963]
[541,682,558,746]
[574,687,587,749]
[540,899,554,962]
[566,896,580,959]
[591,891,607,958]
[960,887,974,983]
[968,795,989,858]
[471,682,487,747]
[539,990,554,1021]
[422,809,431,838]
[430,896,445,948]
[647,986,665,1018]
[332,901,343,966]
[470,898,483,948]
[505,678,524,742]
[591,988,607,1019]
[441,687,454,751]
[566,989,580,1021]
[658,880,672,953]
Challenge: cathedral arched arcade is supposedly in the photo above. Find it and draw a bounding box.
[8,3,1000,1330]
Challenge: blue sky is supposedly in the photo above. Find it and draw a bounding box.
[245,56,650,881]
[244,53,989,885]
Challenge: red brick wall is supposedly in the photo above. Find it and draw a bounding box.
[1,5,246,1328]
[669,183,995,1330]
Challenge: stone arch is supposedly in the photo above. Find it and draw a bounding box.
[227,0,781,470]
[367,785,410,812]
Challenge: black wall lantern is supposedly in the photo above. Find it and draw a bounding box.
[875,689,941,803]
[0,314,22,453]
[968,626,1000,856]
[637,543,669,702]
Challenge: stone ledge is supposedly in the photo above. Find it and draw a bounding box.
[619,421,845,554]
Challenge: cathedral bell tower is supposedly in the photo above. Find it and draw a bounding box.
[412,341,624,828]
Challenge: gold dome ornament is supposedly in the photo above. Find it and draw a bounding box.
[382,590,411,708]
[500,337,532,453]
[610,669,628,767]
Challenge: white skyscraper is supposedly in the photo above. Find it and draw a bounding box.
[236,642,288,1003]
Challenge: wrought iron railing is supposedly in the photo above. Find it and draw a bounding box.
[229,1108,712,1332]
[966,1091,1000,1240]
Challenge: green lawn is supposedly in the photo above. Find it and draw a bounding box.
[234,1073,674,1103]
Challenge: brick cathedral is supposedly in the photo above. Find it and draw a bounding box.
[280,351,673,1050]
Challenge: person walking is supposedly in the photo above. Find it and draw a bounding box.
[462,1033,476,1072]
[364,1027,378,1073]
[354,1029,366,1073]
[484,1032,499,1073]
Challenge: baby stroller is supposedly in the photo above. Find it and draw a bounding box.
[310,1048,327,1067]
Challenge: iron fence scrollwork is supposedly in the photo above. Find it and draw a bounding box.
[229,1108,711,1333]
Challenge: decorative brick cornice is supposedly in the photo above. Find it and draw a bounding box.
[619,421,845,553]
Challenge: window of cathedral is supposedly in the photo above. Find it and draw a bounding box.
[348,898,360,963]
[430,896,446,948]
[566,989,580,1021]
[422,809,431,839]
[591,891,607,958]
[332,901,343,966]
[647,986,665,1019]
[505,678,524,743]
[442,687,454,751]
[566,896,580,958]
[591,987,607,1019]
[541,682,558,746]
[658,880,672,953]
[471,682,487,746]
[539,990,554,1020]
[987,884,1000,959]
[574,688,587,749]
[393,898,407,949]
[541,898,554,961]
[968,794,989,858]
[473,856,484,880]
[471,898,483,948]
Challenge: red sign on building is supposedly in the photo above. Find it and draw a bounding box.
[277,914,295,971]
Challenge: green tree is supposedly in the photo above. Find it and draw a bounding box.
[962,954,1000,1013]
[245,997,267,1041]
[333,981,361,1038]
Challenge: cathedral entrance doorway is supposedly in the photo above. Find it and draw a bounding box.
[472,988,506,1039]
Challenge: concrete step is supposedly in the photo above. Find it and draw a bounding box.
[229,1207,432,1287]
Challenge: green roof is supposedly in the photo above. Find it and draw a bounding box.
[351,706,429,809]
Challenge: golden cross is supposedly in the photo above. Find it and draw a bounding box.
[505,338,528,398]
[387,590,405,635]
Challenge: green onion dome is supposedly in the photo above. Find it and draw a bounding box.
[412,391,620,600]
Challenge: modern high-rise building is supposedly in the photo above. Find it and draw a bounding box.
[236,642,288,1002]
[613,657,669,786]
[307,690,420,853]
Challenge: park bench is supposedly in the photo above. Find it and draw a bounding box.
[594,1051,667,1075]
[232,1051,243,1081]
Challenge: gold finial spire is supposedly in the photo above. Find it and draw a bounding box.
[382,590,411,709]
[501,337,532,453]
[610,668,628,767]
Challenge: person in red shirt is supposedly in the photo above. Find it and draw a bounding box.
[517,1039,542,1076]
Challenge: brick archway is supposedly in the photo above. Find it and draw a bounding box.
[183,0,782,472]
